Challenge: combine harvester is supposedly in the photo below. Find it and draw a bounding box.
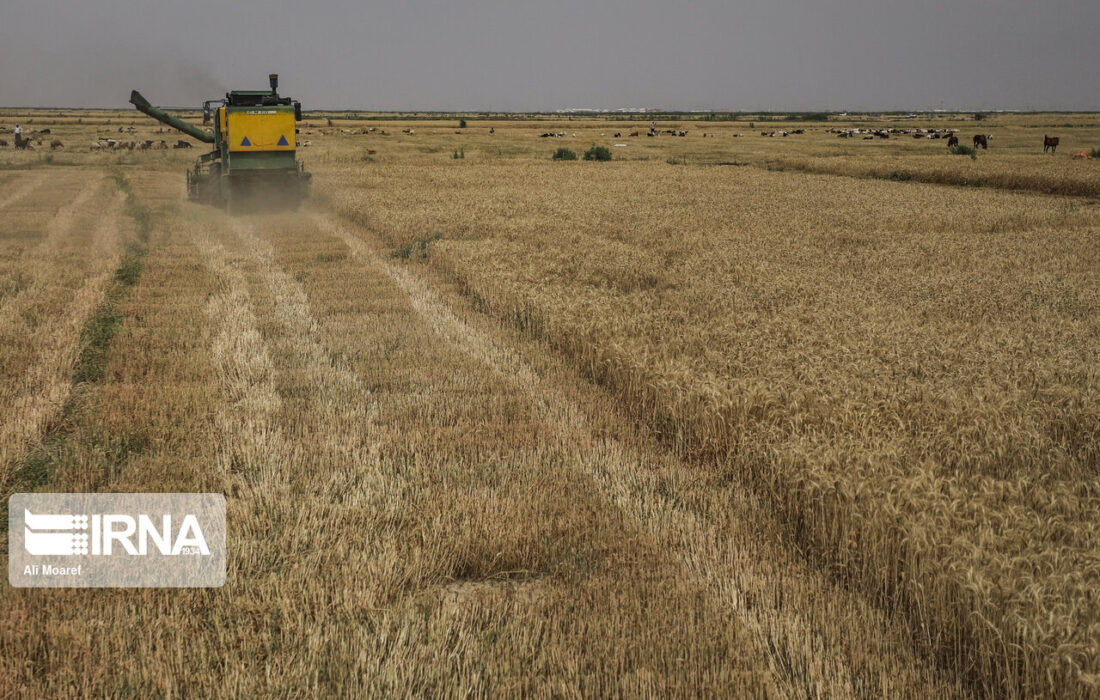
[130,74,311,212]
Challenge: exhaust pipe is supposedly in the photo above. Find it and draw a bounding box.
[269,73,279,96]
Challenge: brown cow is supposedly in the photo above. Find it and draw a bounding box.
[50,140,64,150]
[973,134,989,149]
[947,135,959,148]
[1073,149,1092,159]
[1043,135,1059,154]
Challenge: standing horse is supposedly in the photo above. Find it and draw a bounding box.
[1043,135,1060,154]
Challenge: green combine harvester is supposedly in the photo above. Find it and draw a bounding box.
[130,74,311,211]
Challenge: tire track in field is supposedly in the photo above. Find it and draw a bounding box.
[0,175,106,316]
[197,214,379,521]
[318,212,965,699]
[0,188,127,489]
[200,226,293,490]
[0,184,126,341]
[0,173,47,211]
[228,218,378,472]
[41,174,103,246]
[193,213,397,657]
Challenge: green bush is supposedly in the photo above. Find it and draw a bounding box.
[391,234,443,261]
[583,145,612,162]
[458,119,467,129]
[452,148,465,159]
[949,144,978,160]
[1091,148,1100,158]
[552,147,577,161]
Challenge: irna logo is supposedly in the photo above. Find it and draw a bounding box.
[23,510,210,556]
[9,493,226,588]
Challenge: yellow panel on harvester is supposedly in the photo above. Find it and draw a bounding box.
[227,109,296,152]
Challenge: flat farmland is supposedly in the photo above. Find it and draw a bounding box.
[0,109,1097,697]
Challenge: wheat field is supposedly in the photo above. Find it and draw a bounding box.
[1,108,1097,697]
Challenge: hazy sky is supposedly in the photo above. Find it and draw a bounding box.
[2,0,1098,111]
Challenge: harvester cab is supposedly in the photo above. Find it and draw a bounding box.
[130,73,311,211]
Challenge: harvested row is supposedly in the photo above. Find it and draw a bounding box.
[0,207,225,697]
[0,172,47,212]
[323,159,1100,697]
[0,174,112,348]
[0,172,97,298]
[0,173,130,490]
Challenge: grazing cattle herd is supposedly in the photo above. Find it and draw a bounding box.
[0,121,1093,161]
[90,138,168,151]
[830,127,957,140]
[525,126,1083,157]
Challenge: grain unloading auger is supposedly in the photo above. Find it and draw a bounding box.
[130,74,311,211]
